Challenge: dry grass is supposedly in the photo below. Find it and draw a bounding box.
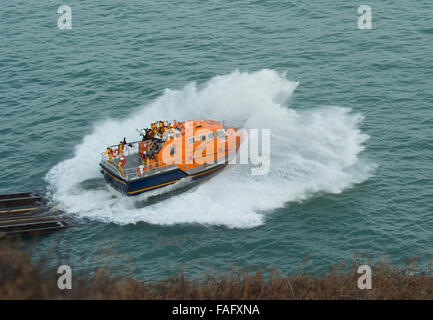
[1,237,433,299]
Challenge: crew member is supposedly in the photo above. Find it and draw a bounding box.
[142,128,152,140]
[177,121,184,131]
[139,139,149,158]
[118,157,125,177]
[159,120,168,135]
[104,147,113,164]
[119,140,124,155]
[173,120,181,130]
[152,126,159,137]
[160,125,168,135]
[142,151,150,173]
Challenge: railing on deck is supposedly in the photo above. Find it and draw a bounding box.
[101,138,237,181]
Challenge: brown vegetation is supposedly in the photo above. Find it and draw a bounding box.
[1,237,432,299]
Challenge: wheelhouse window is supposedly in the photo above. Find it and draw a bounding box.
[188,136,196,145]
[170,145,176,155]
[198,134,206,142]
[208,131,214,140]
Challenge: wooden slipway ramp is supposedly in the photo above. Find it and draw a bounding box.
[0,192,69,236]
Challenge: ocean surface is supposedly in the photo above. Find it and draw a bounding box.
[1,1,432,279]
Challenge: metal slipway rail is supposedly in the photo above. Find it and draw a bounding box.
[0,192,69,236]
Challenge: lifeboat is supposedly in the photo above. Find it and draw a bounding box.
[99,119,245,196]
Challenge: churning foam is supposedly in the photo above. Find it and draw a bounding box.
[45,69,374,228]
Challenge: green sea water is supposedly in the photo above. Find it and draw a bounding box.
[1,1,432,279]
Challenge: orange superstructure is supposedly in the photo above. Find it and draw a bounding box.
[100,119,245,196]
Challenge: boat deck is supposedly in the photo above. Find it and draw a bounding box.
[101,142,178,181]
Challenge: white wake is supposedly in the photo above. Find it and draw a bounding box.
[45,69,374,228]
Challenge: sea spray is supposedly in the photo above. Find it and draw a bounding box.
[45,69,374,228]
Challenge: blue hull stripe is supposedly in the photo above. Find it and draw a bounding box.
[101,164,226,196]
